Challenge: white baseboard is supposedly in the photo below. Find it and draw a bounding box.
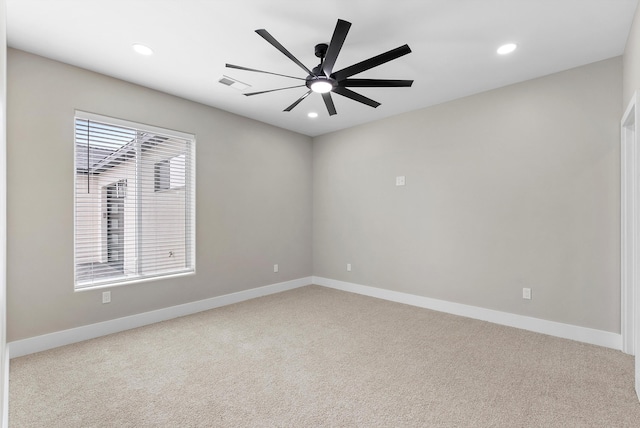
[8,277,312,359]
[8,275,622,358]
[313,276,622,350]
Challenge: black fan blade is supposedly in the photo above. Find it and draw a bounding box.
[332,44,412,81]
[284,90,313,112]
[341,79,413,87]
[226,64,305,81]
[244,85,306,96]
[322,92,337,116]
[256,29,313,75]
[322,19,351,77]
[333,86,381,108]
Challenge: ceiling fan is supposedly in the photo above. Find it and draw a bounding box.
[226,19,413,116]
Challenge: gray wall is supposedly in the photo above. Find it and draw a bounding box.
[313,57,622,333]
[7,49,313,341]
[624,2,640,107]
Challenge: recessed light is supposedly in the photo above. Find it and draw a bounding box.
[497,43,517,55]
[132,43,154,56]
[307,112,319,118]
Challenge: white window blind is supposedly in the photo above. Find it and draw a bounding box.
[74,112,195,289]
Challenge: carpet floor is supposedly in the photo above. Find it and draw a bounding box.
[9,285,640,427]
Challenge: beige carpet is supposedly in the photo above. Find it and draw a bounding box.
[9,285,640,427]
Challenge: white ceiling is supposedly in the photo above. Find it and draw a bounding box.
[6,0,639,137]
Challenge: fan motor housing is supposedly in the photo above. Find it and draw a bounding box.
[306,64,337,92]
[305,65,338,93]
[305,75,337,93]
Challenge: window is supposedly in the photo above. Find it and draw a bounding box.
[74,112,195,289]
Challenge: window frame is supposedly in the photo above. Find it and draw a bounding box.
[73,111,196,291]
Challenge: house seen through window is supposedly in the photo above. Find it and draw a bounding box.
[74,112,195,289]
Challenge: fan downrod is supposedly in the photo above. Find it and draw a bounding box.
[306,43,336,92]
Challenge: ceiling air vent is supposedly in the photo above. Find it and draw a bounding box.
[218,75,250,91]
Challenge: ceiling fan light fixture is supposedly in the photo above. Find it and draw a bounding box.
[229,19,413,116]
[307,112,319,118]
[310,80,334,93]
